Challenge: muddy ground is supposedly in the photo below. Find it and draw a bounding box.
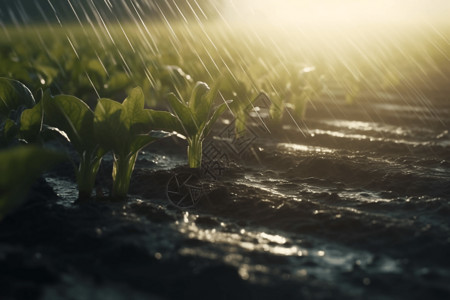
[1,91,449,300]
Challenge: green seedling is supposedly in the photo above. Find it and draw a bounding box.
[289,66,324,119]
[262,65,323,123]
[260,65,291,125]
[0,77,35,117]
[0,78,43,146]
[0,145,65,221]
[218,76,262,138]
[94,87,176,199]
[43,93,105,200]
[167,81,231,168]
[145,64,193,107]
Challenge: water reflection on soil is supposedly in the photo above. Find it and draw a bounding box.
[18,92,450,299]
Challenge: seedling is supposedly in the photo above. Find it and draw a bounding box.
[94,87,176,199]
[218,76,262,138]
[167,81,231,168]
[145,64,193,107]
[43,93,105,200]
[0,78,43,146]
[262,65,323,122]
[0,77,35,117]
[289,66,324,119]
[260,67,290,125]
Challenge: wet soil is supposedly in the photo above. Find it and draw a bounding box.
[0,91,449,300]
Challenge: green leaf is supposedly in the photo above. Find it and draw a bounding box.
[94,98,126,154]
[203,79,222,114]
[219,76,249,113]
[202,101,230,138]
[235,114,247,138]
[19,100,43,142]
[122,87,149,133]
[129,134,160,154]
[191,81,217,125]
[34,64,59,85]
[95,88,175,198]
[44,94,95,154]
[107,72,130,92]
[87,59,107,80]
[189,81,210,111]
[167,93,197,137]
[4,119,18,137]
[43,94,105,200]
[0,146,65,220]
[146,109,184,135]
[0,78,35,118]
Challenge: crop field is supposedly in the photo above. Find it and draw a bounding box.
[1,1,450,299]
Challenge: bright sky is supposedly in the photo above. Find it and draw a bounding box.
[225,0,450,25]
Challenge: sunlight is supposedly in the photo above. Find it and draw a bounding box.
[225,0,450,26]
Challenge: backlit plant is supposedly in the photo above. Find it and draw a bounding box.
[167,81,231,168]
[218,76,263,138]
[261,64,323,123]
[43,92,105,200]
[94,87,176,199]
[0,78,43,146]
[289,66,324,119]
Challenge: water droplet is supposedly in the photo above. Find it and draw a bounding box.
[238,266,250,280]
[95,228,102,236]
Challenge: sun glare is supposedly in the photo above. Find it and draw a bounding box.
[225,0,450,26]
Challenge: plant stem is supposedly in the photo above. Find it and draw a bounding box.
[270,101,284,124]
[76,153,102,200]
[187,136,202,168]
[111,152,138,199]
[235,113,247,138]
[294,97,308,120]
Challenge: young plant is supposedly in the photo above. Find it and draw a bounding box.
[94,87,176,199]
[289,66,324,119]
[260,68,290,125]
[218,76,262,138]
[0,78,43,146]
[144,64,193,107]
[43,93,105,200]
[0,145,65,221]
[0,77,35,117]
[167,81,231,168]
[262,65,323,123]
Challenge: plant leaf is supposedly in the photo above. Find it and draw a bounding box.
[87,59,107,80]
[107,72,130,92]
[0,146,66,220]
[201,101,231,138]
[167,93,197,137]
[44,94,95,154]
[94,98,126,154]
[129,134,162,154]
[122,87,150,133]
[145,109,184,135]
[189,81,210,111]
[1,118,18,146]
[0,77,35,118]
[19,100,43,142]
[191,81,217,126]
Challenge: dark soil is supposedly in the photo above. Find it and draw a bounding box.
[1,91,449,300]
